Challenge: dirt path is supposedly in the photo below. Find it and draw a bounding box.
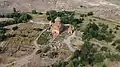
[63,31,76,52]
[29,20,50,25]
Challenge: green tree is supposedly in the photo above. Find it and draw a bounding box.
[68,61,75,67]
[12,26,18,31]
[87,12,94,16]
[32,10,37,14]
[116,45,120,52]
[101,46,108,51]
[46,10,57,15]
[102,64,107,67]
[13,17,19,23]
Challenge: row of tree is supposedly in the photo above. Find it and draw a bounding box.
[0,12,32,24]
[46,10,83,27]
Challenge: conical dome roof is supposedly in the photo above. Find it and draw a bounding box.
[55,17,61,22]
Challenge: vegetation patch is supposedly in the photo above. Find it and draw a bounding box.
[82,22,115,42]
[0,12,32,23]
[101,46,108,52]
[46,10,83,27]
[37,31,50,45]
[32,10,43,15]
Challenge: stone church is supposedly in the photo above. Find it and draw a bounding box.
[51,17,73,39]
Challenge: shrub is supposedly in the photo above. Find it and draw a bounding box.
[87,12,94,16]
[6,34,15,38]
[115,26,119,30]
[13,8,17,13]
[89,19,93,22]
[48,51,58,58]
[102,64,107,67]
[114,39,120,44]
[101,46,108,51]
[52,61,68,67]
[105,35,115,42]
[80,14,87,17]
[1,12,32,23]
[68,61,75,67]
[42,46,51,53]
[0,47,3,52]
[93,19,96,21]
[109,54,120,61]
[33,28,43,31]
[32,10,37,14]
[38,12,43,15]
[114,31,117,33]
[0,33,5,41]
[36,49,42,54]
[21,34,28,37]
[71,50,81,59]
[46,10,56,15]
[80,5,84,8]
[83,23,115,42]
[17,13,32,23]
[111,43,116,46]
[109,29,113,34]
[37,32,50,45]
[116,45,120,52]
[0,27,6,41]
[93,53,106,64]
[12,26,18,31]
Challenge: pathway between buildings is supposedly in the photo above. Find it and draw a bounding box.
[63,31,76,52]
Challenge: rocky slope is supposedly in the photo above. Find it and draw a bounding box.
[0,0,120,21]
[0,0,120,11]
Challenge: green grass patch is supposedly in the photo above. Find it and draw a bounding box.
[37,32,50,45]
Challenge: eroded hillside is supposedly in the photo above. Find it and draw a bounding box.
[1,0,120,22]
